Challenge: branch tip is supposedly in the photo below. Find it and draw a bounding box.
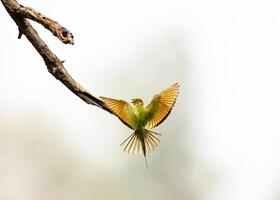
[17,28,22,39]
[1,0,111,114]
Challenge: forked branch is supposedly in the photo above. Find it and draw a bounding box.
[1,0,112,114]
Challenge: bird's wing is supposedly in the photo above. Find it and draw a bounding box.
[100,97,137,129]
[145,83,179,128]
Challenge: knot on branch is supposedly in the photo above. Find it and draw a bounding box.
[55,26,74,45]
[5,0,75,44]
[1,0,112,114]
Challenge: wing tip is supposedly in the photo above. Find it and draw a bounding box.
[147,82,180,128]
[171,82,180,91]
[99,96,111,101]
[167,83,180,96]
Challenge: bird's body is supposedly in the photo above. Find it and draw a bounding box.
[133,102,147,126]
[100,83,179,166]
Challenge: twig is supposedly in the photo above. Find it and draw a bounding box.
[1,0,112,114]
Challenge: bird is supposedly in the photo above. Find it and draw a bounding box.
[100,83,179,167]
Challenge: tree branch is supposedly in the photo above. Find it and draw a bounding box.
[1,0,112,114]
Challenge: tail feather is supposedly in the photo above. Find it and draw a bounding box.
[121,129,161,155]
[145,156,149,169]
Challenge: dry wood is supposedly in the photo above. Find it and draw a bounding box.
[1,0,112,114]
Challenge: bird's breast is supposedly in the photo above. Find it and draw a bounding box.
[133,107,148,127]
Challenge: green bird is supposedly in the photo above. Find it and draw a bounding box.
[100,83,179,167]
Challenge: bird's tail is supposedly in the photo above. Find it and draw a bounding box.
[120,129,161,168]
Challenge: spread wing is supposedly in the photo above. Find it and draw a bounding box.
[145,83,179,128]
[100,97,137,129]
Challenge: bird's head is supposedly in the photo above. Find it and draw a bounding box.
[131,98,143,106]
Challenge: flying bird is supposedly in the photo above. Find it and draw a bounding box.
[100,83,179,167]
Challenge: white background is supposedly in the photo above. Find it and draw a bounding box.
[1,0,280,200]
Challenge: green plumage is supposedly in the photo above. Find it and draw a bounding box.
[100,83,179,167]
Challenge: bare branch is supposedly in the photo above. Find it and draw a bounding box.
[18,5,74,44]
[1,0,113,114]
[2,0,74,44]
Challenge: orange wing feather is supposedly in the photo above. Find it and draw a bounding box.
[100,97,137,129]
[145,83,179,128]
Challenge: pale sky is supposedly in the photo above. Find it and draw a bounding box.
[1,0,280,200]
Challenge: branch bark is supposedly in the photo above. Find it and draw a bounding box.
[1,0,112,114]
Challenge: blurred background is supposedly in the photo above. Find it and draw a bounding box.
[1,0,280,200]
